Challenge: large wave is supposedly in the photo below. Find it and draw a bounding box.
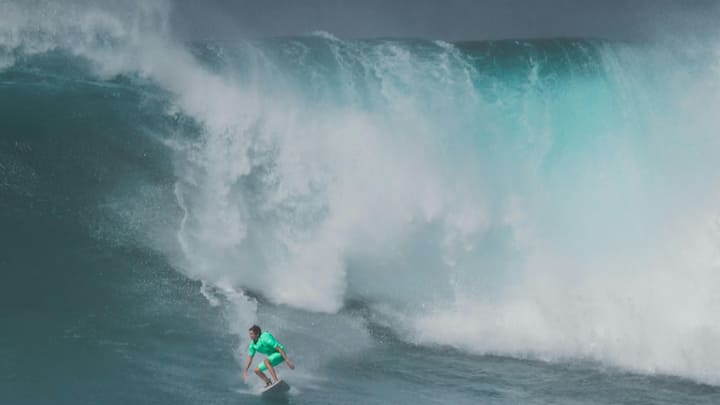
[4,0,720,385]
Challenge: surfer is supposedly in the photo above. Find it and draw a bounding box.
[242,325,295,386]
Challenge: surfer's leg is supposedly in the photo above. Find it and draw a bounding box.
[264,359,279,383]
[254,368,272,386]
[257,352,284,384]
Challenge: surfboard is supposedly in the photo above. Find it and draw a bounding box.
[261,379,290,396]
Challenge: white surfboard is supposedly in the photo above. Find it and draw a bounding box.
[261,379,290,396]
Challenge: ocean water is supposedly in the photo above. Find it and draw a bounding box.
[2,2,720,404]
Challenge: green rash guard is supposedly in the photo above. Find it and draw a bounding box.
[248,332,285,356]
[249,332,287,371]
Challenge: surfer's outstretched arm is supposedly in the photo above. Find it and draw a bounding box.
[276,347,295,369]
[242,355,253,379]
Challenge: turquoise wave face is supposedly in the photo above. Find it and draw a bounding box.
[4,31,720,385]
[170,36,720,296]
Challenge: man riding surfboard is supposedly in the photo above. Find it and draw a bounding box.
[242,325,295,386]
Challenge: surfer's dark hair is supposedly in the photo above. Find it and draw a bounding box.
[249,325,261,335]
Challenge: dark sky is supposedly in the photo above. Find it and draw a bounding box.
[171,0,720,41]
